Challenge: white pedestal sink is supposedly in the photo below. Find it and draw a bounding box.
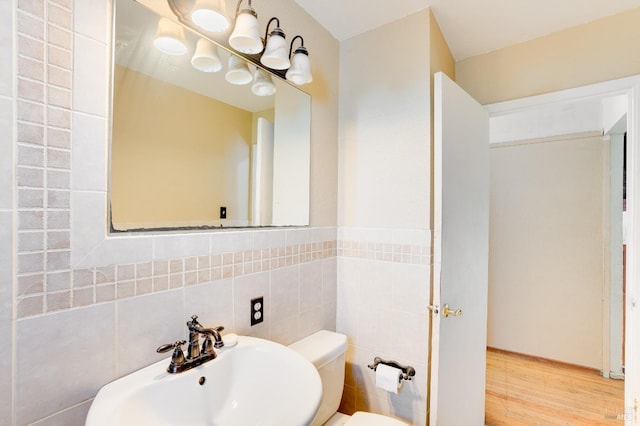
[86,335,322,426]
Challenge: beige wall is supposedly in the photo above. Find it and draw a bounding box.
[430,13,455,84]
[488,135,605,369]
[111,65,252,228]
[339,10,431,230]
[457,7,640,104]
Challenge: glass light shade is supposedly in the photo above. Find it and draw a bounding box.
[228,9,263,54]
[251,68,276,96]
[286,48,312,85]
[260,29,290,70]
[191,0,229,33]
[153,17,188,55]
[191,38,222,72]
[225,55,253,85]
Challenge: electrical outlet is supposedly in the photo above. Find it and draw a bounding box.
[251,296,264,326]
[220,206,227,219]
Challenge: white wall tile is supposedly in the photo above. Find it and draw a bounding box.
[73,34,107,116]
[0,97,13,210]
[0,318,11,424]
[300,261,322,312]
[71,113,107,191]
[391,310,429,367]
[336,226,429,423]
[76,236,155,269]
[30,400,92,426]
[322,299,337,331]
[116,290,184,376]
[0,0,12,97]
[184,280,233,332]
[270,314,299,346]
[0,212,13,314]
[252,229,286,250]
[299,306,323,338]
[70,190,106,266]
[154,233,211,260]
[391,263,429,314]
[16,303,117,425]
[358,261,394,312]
[270,266,299,323]
[211,231,253,254]
[74,0,109,43]
[285,228,312,246]
[356,302,393,355]
[322,257,337,305]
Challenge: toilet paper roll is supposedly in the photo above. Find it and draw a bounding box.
[375,364,402,394]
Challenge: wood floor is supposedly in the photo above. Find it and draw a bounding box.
[485,348,625,425]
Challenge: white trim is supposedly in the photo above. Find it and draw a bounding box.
[486,75,640,116]
[485,75,640,425]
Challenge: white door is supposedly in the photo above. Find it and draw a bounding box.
[429,72,489,425]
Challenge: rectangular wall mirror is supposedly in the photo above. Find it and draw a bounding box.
[110,0,311,232]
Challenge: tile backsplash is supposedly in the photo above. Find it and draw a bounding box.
[17,229,337,318]
[16,0,73,320]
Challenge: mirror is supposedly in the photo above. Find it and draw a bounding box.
[110,0,311,231]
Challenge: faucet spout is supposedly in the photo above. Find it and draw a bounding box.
[200,327,225,348]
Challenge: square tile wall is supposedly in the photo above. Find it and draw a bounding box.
[337,227,431,426]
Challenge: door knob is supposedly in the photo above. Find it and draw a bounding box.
[442,304,462,318]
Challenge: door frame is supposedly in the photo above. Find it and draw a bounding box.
[485,75,640,424]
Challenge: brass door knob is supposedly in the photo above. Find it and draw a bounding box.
[443,304,462,318]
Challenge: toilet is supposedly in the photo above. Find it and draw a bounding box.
[289,330,409,426]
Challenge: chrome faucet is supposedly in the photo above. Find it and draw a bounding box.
[157,315,225,374]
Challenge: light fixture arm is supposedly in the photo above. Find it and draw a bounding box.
[234,0,253,16]
[289,35,305,57]
[264,17,281,42]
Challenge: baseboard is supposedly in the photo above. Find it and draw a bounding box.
[487,346,601,376]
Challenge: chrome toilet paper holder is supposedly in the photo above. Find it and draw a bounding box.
[367,357,416,382]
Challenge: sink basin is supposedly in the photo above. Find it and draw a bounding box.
[86,335,322,426]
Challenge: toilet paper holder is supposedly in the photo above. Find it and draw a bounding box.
[367,357,416,381]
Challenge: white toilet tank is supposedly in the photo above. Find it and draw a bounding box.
[289,330,348,426]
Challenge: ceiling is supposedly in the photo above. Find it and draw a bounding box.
[294,0,640,60]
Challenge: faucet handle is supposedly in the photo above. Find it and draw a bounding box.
[187,315,203,331]
[157,340,187,374]
[156,340,187,354]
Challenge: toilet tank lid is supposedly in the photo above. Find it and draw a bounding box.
[289,330,348,368]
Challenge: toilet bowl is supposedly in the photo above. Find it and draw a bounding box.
[289,330,409,426]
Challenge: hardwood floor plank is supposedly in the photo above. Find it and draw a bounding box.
[485,348,624,425]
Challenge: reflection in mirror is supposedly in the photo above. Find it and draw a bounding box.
[110,0,311,231]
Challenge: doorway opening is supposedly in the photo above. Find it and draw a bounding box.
[484,82,634,424]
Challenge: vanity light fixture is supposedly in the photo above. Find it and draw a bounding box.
[191,0,230,33]
[191,38,223,72]
[259,17,290,70]
[166,0,314,85]
[153,17,188,55]
[251,68,276,96]
[285,35,312,85]
[228,0,263,54]
[225,54,253,85]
